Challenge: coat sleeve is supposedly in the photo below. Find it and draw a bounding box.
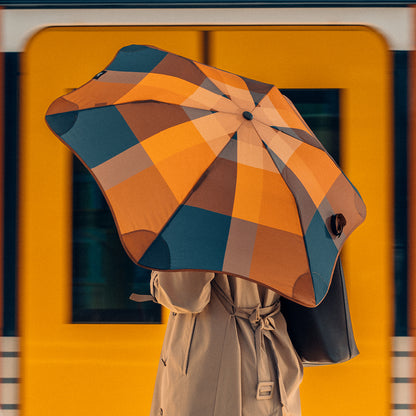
[150,270,215,313]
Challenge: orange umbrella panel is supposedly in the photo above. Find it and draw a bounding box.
[45,45,366,307]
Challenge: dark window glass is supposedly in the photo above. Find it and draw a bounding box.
[71,89,339,324]
[72,157,161,323]
[3,52,20,336]
[392,51,408,336]
[281,89,340,164]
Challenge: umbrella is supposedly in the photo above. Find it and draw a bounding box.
[45,45,366,307]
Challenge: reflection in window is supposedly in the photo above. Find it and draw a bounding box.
[71,89,339,323]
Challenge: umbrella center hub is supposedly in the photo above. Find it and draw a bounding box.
[243,111,254,121]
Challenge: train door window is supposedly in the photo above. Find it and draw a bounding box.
[281,89,340,163]
[72,157,160,323]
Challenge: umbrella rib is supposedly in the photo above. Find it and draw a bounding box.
[189,60,256,110]
[61,99,246,118]
[251,121,313,278]
[252,118,330,156]
[267,124,343,178]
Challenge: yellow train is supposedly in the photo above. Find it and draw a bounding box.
[0,2,412,416]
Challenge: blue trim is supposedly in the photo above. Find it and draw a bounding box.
[1,352,19,357]
[0,0,415,7]
[1,405,19,410]
[0,378,19,383]
[392,405,414,410]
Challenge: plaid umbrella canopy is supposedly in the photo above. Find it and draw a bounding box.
[46,45,366,307]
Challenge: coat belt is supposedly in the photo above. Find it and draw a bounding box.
[211,280,290,414]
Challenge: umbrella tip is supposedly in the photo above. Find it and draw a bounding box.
[243,111,253,121]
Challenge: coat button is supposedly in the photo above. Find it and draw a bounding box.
[172,312,177,316]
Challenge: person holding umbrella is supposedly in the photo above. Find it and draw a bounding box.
[148,270,303,416]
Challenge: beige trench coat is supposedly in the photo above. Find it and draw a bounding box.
[150,271,303,416]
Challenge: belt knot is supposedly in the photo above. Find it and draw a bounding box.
[249,306,276,332]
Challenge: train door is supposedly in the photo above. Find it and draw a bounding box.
[208,26,392,416]
[20,25,391,416]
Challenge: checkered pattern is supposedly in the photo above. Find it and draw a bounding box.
[46,45,366,307]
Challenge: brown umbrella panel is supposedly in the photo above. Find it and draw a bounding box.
[45,45,366,307]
